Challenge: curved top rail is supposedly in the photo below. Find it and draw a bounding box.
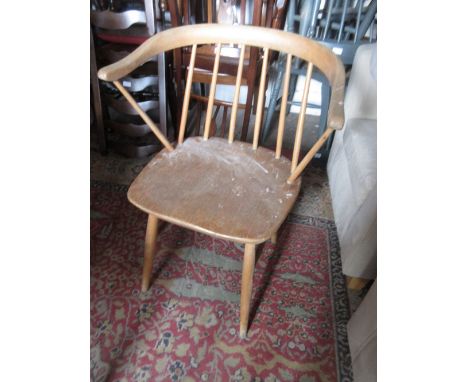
[97,24,345,129]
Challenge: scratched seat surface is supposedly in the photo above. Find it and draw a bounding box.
[128,137,301,243]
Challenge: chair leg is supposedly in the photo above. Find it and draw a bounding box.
[346,276,369,290]
[239,243,256,338]
[157,51,168,138]
[141,215,159,292]
[90,29,107,154]
[286,69,297,115]
[271,232,277,244]
[261,66,284,143]
[240,85,255,141]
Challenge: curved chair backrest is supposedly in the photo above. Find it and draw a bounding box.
[98,24,345,183]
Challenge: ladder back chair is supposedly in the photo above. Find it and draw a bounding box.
[98,23,345,338]
[164,0,288,140]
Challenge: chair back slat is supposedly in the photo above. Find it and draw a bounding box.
[228,44,246,143]
[113,80,174,151]
[275,53,292,159]
[252,48,270,150]
[178,44,197,144]
[207,0,213,23]
[291,61,313,173]
[203,43,222,140]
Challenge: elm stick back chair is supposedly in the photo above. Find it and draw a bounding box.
[97,24,345,338]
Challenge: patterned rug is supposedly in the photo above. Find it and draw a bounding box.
[91,180,352,382]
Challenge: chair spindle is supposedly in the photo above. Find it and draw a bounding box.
[113,80,174,151]
[178,44,197,144]
[203,43,222,140]
[288,127,334,183]
[291,62,313,172]
[252,47,270,150]
[228,44,246,143]
[275,53,292,159]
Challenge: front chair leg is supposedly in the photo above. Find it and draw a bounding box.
[239,243,256,338]
[141,214,159,292]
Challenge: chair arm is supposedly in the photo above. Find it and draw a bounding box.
[327,52,346,131]
[98,48,150,82]
[328,82,345,130]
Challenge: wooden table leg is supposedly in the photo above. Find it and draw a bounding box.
[239,243,256,338]
[141,214,159,292]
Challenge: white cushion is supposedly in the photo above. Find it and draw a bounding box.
[343,118,377,206]
[344,44,377,120]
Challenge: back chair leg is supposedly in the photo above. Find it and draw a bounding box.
[142,214,159,292]
[158,51,168,138]
[90,29,107,154]
[271,231,277,244]
[240,88,255,141]
[262,66,284,144]
[239,243,256,338]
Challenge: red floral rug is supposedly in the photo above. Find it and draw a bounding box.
[91,181,352,382]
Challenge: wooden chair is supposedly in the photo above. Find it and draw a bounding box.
[97,24,345,338]
[164,0,288,140]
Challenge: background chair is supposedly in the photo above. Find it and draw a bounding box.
[97,24,345,338]
[91,0,171,157]
[164,0,288,140]
[261,0,377,158]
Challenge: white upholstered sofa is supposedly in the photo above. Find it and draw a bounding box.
[327,43,377,280]
[347,280,377,381]
[327,43,377,381]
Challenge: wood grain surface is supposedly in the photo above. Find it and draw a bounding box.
[128,137,301,244]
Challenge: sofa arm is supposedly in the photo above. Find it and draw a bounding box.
[344,44,377,121]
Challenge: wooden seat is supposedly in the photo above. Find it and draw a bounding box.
[128,137,301,243]
[97,24,345,338]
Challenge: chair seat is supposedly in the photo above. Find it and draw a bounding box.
[128,137,301,243]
